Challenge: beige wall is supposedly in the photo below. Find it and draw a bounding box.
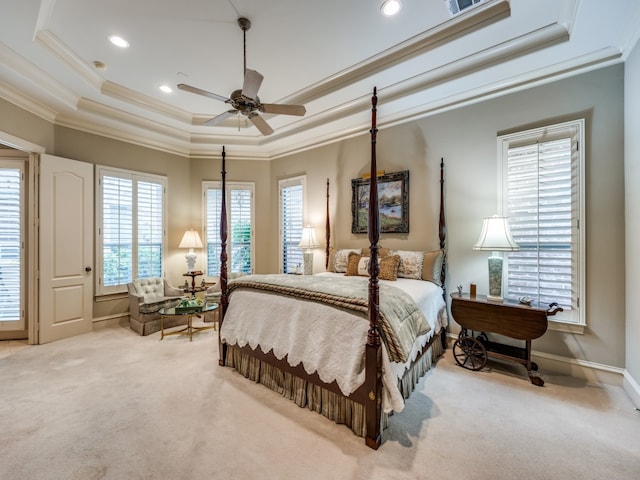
[0,63,630,373]
[0,98,55,150]
[625,39,640,402]
[273,65,626,369]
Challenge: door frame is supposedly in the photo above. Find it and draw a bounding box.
[0,131,44,344]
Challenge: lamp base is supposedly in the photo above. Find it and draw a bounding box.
[487,253,504,301]
[185,249,197,273]
[302,251,314,275]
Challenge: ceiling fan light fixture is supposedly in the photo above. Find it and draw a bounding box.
[159,85,173,93]
[381,0,402,16]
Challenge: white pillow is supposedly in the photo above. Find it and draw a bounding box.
[334,248,361,273]
[393,250,425,280]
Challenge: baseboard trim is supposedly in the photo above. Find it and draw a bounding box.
[623,370,640,409]
[531,350,625,387]
[445,332,625,386]
[93,312,129,328]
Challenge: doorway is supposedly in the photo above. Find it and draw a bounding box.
[0,147,29,341]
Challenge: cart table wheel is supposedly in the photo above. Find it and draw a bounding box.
[531,361,539,371]
[453,336,487,371]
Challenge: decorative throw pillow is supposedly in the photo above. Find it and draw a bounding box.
[393,250,425,280]
[345,252,362,276]
[357,256,371,276]
[333,248,361,273]
[422,249,445,286]
[347,253,400,281]
[379,255,401,281]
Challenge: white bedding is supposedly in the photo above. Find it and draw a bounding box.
[220,272,447,412]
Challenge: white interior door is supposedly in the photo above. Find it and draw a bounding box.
[39,154,93,344]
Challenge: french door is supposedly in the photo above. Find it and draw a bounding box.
[0,155,26,336]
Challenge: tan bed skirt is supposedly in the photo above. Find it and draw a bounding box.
[224,332,444,437]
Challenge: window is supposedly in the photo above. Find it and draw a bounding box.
[0,160,24,328]
[498,119,585,326]
[279,176,306,273]
[203,181,254,276]
[96,166,167,295]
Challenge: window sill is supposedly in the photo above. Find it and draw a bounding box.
[95,292,128,302]
[548,320,585,335]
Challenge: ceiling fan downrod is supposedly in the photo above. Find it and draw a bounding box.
[238,17,251,76]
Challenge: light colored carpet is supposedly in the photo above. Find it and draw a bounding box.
[1,323,639,480]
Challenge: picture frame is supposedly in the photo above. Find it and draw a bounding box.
[351,170,409,234]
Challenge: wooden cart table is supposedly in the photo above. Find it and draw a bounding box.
[450,293,563,386]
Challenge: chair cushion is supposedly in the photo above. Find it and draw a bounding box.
[133,277,165,302]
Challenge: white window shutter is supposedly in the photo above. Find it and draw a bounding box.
[503,124,582,324]
[204,182,254,276]
[280,182,304,273]
[0,166,22,322]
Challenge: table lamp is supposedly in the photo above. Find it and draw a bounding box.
[179,229,203,273]
[473,215,519,302]
[297,225,320,275]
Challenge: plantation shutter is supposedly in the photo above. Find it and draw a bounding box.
[206,188,222,276]
[204,182,254,276]
[0,167,22,322]
[137,181,163,278]
[230,188,252,273]
[102,175,133,287]
[280,181,304,273]
[505,137,578,314]
[97,167,166,295]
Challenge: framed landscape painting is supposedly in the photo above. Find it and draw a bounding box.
[351,170,409,234]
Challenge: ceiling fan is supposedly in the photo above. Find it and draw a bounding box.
[177,17,306,136]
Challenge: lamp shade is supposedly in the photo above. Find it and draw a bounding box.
[473,216,519,252]
[179,229,203,249]
[298,225,320,250]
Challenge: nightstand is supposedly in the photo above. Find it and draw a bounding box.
[450,293,563,386]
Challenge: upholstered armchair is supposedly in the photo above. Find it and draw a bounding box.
[127,277,186,336]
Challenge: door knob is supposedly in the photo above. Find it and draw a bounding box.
[85,266,92,272]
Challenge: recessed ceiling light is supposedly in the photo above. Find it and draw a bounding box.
[381,0,402,16]
[159,85,173,94]
[109,35,129,48]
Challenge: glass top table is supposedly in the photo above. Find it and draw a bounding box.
[158,303,218,341]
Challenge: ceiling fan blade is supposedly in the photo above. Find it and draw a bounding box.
[260,103,306,116]
[202,110,237,126]
[248,112,274,136]
[177,83,229,103]
[242,69,264,100]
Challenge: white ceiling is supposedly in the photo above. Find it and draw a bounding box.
[1,0,639,160]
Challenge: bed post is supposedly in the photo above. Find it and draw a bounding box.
[439,157,447,350]
[325,178,330,270]
[365,87,382,450]
[218,146,228,366]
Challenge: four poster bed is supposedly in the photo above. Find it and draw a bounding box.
[216,88,447,449]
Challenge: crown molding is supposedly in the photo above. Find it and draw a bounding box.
[33,29,103,91]
[0,43,78,109]
[0,81,57,123]
[101,81,194,123]
[282,0,511,106]
[0,0,625,161]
